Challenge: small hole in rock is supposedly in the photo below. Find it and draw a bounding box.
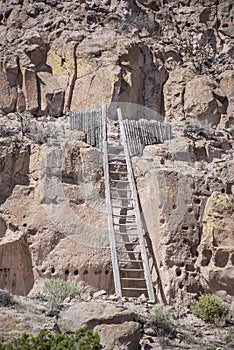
[221,188,225,193]
[194,197,201,205]
[65,269,69,275]
[188,207,193,213]
[231,254,234,266]
[172,204,177,209]
[83,270,88,275]
[176,268,182,276]
[179,282,183,289]
[23,223,27,227]
[214,250,229,268]
[226,183,232,194]
[105,270,109,275]
[185,264,194,272]
[74,270,78,276]
[160,218,165,224]
[51,267,55,274]
[201,249,212,266]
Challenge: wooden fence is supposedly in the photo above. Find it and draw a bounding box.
[70,107,172,156]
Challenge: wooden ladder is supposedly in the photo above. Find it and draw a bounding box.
[102,105,155,301]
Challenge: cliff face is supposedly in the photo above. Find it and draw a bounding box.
[1,0,233,119]
[0,0,233,306]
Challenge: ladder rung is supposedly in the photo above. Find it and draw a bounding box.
[117,250,141,253]
[110,188,131,191]
[116,241,138,244]
[120,268,144,271]
[111,179,129,183]
[119,259,143,263]
[107,146,123,149]
[114,223,137,227]
[121,277,145,281]
[113,214,136,218]
[116,228,138,232]
[116,233,138,236]
[108,153,124,156]
[109,171,128,174]
[114,220,136,224]
[111,197,133,200]
[116,226,138,230]
[112,206,134,209]
[122,288,148,291]
[109,161,126,164]
[108,154,125,157]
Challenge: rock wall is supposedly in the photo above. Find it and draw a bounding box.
[0,1,233,123]
[0,0,233,305]
[133,133,233,305]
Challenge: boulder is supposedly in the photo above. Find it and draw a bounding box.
[59,301,141,349]
[95,321,141,350]
[184,76,226,126]
[164,67,196,122]
[0,231,34,295]
[59,301,135,330]
[22,68,39,113]
[219,70,234,117]
[0,70,17,113]
[196,192,234,296]
[37,71,65,117]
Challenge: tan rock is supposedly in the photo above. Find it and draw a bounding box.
[218,2,234,39]
[184,76,226,126]
[219,70,234,117]
[0,70,17,113]
[164,67,196,122]
[0,142,30,204]
[95,321,141,350]
[22,68,39,113]
[197,191,234,295]
[37,71,65,117]
[59,301,135,330]
[0,231,34,295]
[71,65,120,111]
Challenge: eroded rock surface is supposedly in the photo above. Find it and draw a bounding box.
[0,0,233,310]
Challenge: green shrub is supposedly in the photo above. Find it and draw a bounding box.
[191,295,229,326]
[0,289,14,307]
[149,306,176,337]
[0,328,102,350]
[224,328,234,344]
[43,278,82,310]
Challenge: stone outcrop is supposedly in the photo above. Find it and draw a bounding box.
[0,139,30,204]
[0,230,34,295]
[60,301,141,350]
[0,0,233,310]
[197,191,234,296]
[0,0,233,122]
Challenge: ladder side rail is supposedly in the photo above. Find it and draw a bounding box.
[102,104,122,297]
[117,108,155,302]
